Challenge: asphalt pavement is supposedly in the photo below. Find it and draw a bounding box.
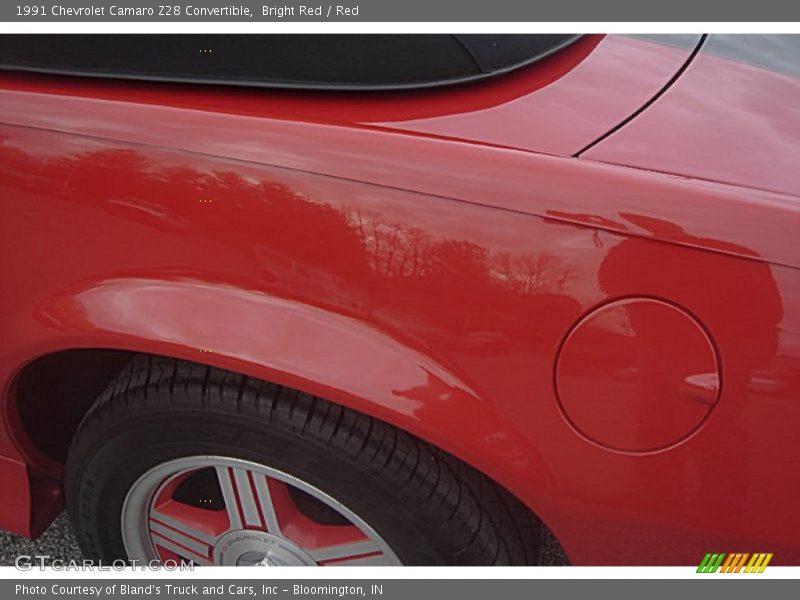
[0,512,81,566]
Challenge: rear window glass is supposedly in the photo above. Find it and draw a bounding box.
[0,34,581,90]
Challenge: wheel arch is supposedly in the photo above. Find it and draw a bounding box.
[8,275,564,555]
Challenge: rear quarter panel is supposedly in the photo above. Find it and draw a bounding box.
[1,46,800,562]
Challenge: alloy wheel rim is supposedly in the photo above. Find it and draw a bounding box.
[121,455,401,566]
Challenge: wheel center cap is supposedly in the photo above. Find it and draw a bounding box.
[213,530,317,566]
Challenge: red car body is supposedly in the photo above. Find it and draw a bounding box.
[1,34,799,565]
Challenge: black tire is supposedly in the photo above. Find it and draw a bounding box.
[65,354,543,565]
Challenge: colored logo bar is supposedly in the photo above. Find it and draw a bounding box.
[697,553,773,573]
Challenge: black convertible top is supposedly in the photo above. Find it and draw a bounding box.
[0,34,581,90]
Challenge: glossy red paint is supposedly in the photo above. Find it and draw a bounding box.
[583,36,800,196]
[1,35,799,566]
[555,297,721,453]
[0,34,700,156]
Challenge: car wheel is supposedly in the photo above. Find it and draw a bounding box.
[65,354,542,566]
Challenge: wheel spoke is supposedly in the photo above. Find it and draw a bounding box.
[148,511,215,565]
[150,532,213,566]
[129,458,401,566]
[251,472,282,535]
[216,466,283,534]
[309,539,387,565]
[216,466,245,529]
